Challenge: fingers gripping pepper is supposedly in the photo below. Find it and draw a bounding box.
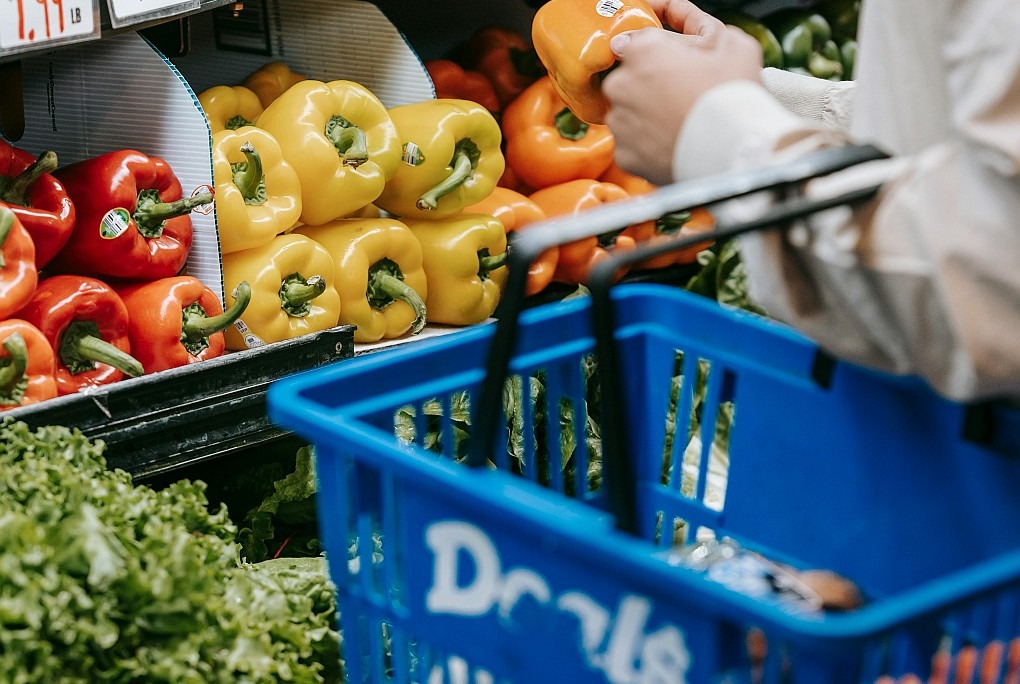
[0,205,38,320]
[528,179,637,285]
[0,320,57,410]
[116,276,251,373]
[242,61,307,109]
[0,141,76,268]
[466,186,557,297]
[502,75,615,190]
[222,233,342,351]
[375,99,505,220]
[257,80,402,226]
[16,275,144,395]
[213,126,302,254]
[198,85,265,134]
[50,150,212,281]
[403,213,508,326]
[532,0,662,124]
[297,218,429,343]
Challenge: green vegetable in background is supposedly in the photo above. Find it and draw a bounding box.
[0,418,340,683]
[713,9,785,70]
[764,8,844,80]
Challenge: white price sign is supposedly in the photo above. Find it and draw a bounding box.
[0,0,97,50]
[106,0,195,26]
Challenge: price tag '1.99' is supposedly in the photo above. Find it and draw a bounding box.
[0,0,96,51]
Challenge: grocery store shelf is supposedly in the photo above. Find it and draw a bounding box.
[5,325,355,479]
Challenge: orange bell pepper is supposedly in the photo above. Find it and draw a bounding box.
[528,179,637,285]
[502,75,615,190]
[458,26,546,109]
[532,0,662,124]
[599,162,657,196]
[622,206,716,270]
[466,186,557,297]
[0,319,57,410]
[425,59,501,114]
[242,61,307,109]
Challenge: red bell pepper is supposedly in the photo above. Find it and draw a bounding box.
[116,276,252,373]
[425,59,501,114]
[0,143,76,269]
[0,204,38,320]
[16,275,144,395]
[0,319,58,410]
[49,150,212,281]
[459,26,546,109]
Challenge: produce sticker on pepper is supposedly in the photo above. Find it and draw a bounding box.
[401,142,425,167]
[99,208,131,239]
[596,0,624,17]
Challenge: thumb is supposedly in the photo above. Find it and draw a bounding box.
[610,31,632,58]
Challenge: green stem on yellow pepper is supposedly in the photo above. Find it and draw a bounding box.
[417,139,480,211]
[280,273,326,317]
[326,115,368,168]
[232,143,268,206]
[478,249,507,279]
[367,258,427,335]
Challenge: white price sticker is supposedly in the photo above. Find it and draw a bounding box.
[0,0,97,51]
[106,0,194,25]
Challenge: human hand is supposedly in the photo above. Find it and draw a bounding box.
[602,7,763,185]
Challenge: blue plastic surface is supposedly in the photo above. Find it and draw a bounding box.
[268,284,1020,683]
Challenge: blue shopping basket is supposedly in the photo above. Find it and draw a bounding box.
[268,146,1020,683]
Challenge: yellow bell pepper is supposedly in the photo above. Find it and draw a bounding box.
[212,126,302,254]
[242,61,307,108]
[198,85,264,134]
[257,80,401,227]
[402,213,508,326]
[296,218,428,344]
[374,99,505,220]
[221,233,342,350]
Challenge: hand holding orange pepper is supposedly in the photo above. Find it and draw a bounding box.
[502,76,615,190]
[532,0,662,123]
[466,186,556,296]
[528,179,637,285]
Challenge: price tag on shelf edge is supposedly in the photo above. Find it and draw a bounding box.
[105,0,197,28]
[0,0,97,51]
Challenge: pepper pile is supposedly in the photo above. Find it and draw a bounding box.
[0,138,250,412]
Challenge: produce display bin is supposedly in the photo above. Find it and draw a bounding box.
[7,325,354,480]
[268,149,1020,683]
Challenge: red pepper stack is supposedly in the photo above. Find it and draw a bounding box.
[0,142,248,411]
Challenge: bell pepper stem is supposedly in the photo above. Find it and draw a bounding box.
[655,211,693,236]
[367,260,427,335]
[134,189,214,237]
[225,114,254,130]
[232,143,266,205]
[554,107,589,141]
[182,281,252,346]
[479,251,507,278]
[59,320,144,378]
[0,150,59,206]
[0,332,28,398]
[417,146,474,211]
[280,274,326,317]
[326,115,369,167]
[0,206,13,269]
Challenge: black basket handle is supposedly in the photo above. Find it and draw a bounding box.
[468,145,889,502]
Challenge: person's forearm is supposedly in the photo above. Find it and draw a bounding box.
[760,68,856,132]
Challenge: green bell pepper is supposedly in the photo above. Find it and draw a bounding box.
[764,8,844,80]
[713,9,785,70]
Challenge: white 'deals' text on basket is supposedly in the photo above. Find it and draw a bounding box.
[425,521,691,684]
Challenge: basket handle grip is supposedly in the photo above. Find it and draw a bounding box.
[468,144,888,478]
